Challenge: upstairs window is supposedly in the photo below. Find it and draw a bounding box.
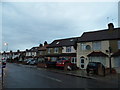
[39,51,42,55]
[118,40,120,49]
[54,48,59,53]
[56,42,59,44]
[92,41,101,50]
[66,46,71,52]
[48,48,51,54]
[81,43,86,50]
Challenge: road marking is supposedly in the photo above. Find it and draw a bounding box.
[39,74,62,83]
[45,76,62,82]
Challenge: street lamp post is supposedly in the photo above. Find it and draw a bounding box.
[1,42,8,88]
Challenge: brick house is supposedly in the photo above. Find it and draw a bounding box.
[46,37,78,64]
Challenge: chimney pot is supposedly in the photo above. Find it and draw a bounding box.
[108,23,114,30]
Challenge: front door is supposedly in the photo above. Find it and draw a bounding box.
[80,56,85,69]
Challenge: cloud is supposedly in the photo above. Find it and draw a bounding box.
[2,2,118,51]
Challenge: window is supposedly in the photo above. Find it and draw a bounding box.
[118,40,120,49]
[70,39,73,41]
[81,43,86,50]
[80,56,85,63]
[81,59,84,63]
[56,42,59,44]
[71,57,76,64]
[39,51,42,55]
[66,46,71,52]
[92,41,101,50]
[54,48,59,53]
[51,57,57,62]
[48,48,51,54]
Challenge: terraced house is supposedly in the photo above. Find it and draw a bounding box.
[46,37,78,63]
[77,23,120,72]
[25,46,38,59]
[37,41,49,62]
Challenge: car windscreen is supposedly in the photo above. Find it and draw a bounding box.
[88,63,96,66]
[57,60,63,63]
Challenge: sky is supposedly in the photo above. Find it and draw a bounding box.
[0,0,119,52]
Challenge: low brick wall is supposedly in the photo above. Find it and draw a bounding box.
[37,63,46,68]
[105,68,117,75]
[114,67,120,74]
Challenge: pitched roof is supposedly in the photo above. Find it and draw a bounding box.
[26,46,39,52]
[38,45,49,51]
[78,28,120,42]
[87,51,108,57]
[47,37,79,48]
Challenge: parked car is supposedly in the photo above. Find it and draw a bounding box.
[29,59,38,65]
[23,58,31,64]
[56,58,77,70]
[26,59,33,65]
[45,59,57,68]
[86,62,105,75]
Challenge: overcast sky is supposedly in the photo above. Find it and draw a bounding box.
[1,1,119,52]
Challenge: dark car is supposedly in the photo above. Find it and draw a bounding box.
[46,59,57,68]
[86,62,105,75]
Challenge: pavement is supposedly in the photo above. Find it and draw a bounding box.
[46,68,120,85]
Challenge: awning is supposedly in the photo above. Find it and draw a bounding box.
[87,51,108,57]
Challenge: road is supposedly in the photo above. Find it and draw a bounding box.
[3,63,119,88]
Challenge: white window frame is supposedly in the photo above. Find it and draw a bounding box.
[48,48,51,54]
[66,46,71,52]
[81,43,86,50]
[71,57,77,64]
[54,48,59,53]
[39,51,42,55]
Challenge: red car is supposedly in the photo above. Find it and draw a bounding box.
[56,58,76,70]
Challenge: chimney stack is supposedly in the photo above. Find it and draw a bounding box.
[108,23,114,30]
[44,41,48,46]
[39,44,43,47]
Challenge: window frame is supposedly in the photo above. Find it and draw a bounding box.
[66,46,71,52]
[48,48,51,54]
[71,57,77,64]
[81,43,86,50]
[54,47,59,53]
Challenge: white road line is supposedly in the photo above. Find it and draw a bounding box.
[45,76,62,82]
[39,74,62,83]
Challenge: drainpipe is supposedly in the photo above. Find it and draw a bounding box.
[109,47,112,74]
